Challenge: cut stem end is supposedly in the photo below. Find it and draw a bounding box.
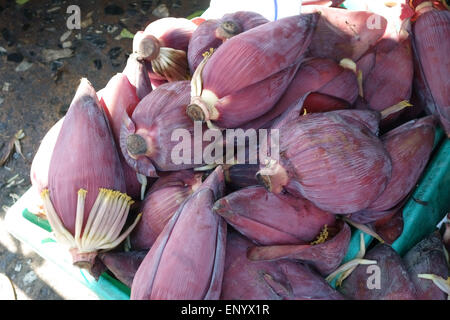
[70,249,97,270]
[216,21,242,40]
[135,35,160,61]
[186,104,206,122]
[126,134,148,157]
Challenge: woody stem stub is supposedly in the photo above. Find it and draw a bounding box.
[127,134,148,157]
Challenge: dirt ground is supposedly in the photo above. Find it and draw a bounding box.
[0,0,209,300]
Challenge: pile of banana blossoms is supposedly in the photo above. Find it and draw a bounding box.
[30,3,449,300]
[186,13,319,128]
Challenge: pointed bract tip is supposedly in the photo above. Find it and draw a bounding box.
[186,104,206,122]
[79,77,91,86]
[212,199,233,219]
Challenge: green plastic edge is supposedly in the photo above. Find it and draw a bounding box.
[331,127,448,288]
[22,208,52,232]
[99,272,131,297]
[82,271,131,300]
